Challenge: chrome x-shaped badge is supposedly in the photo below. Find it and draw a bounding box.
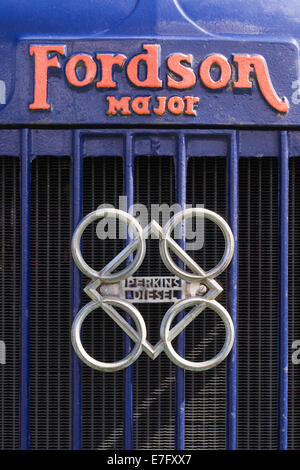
[71,208,234,372]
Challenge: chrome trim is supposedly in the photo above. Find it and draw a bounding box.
[71,208,234,372]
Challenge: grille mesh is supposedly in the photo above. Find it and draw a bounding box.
[133,155,176,449]
[81,156,124,450]
[0,157,20,450]
[237,157,278,449]
[186,157,227,449]
[288,157,300,449]
[30,157,72,449]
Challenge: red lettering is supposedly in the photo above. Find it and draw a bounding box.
[200,54,231,89]
[153,96,167,115]
[106,96,131,115]
[126,44,162,88]
[96,54,126,88]
[29,44,66,110]
[167,54,196,89]
[184,96,200,115]
[233,54,289,113]
[65,54,97,87]
[167,96,185,115]
[131,96,151,115]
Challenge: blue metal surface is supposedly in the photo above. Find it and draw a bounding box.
[0,0,297,126]
[0,0,299,39]
[175,133,186,449]
[123,133,134,450]
[0,37,295,126]
[179,0,300,38]
[278,131,289,450]
[20,129,31,450]
[72,130,82,449]
[227,131,238,450]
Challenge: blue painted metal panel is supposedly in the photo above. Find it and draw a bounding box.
[123,133,134,450]
[227,132,238,450]
[0,0,299,40]
[72,130,82,449]
[0,1,297,126]
[20,129,31,450]
[179,0,300,38]
[278,131,289,450]
[175,133,186,450]
[0,37,295,126]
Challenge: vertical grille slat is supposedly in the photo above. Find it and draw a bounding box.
[288,157,300,449]
[0,157,20,449]
[227,132,238,449]
[72,130,83,450]
[20,130,31,449]
[278,132,289,449]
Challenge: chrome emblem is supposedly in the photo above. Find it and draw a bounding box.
[71,208,234,372]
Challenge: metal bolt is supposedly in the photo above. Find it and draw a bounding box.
[197,285,207,296]
[99,285,109,296]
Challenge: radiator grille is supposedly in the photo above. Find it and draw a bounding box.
[185,157,227,449]
[133,155,176,449]
[1,131,299,450]
[0,157,20,449]
[30,157,72,449]
[237,157,278,449]
[81,156,124,450]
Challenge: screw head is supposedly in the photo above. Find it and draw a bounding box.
[197,285,207,296]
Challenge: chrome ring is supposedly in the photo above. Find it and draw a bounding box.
[71,208,146,282]
[71,298,147,372]
[160,207,234,282]
[160,297,234,371]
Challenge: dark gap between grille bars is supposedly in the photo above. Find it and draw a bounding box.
[185,157,227,449]
[133,155,176,449]
[30,157,72,449]
[237,158,278,450]
[1,131,299,449]
[81,157,124,450]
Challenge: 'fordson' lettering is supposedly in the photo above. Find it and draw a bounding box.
[29,43,289,114]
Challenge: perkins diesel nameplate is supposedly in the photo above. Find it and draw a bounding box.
[71,208,235,372]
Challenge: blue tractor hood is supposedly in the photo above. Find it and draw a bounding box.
[0,0,299,40]
[0,0,299,126]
